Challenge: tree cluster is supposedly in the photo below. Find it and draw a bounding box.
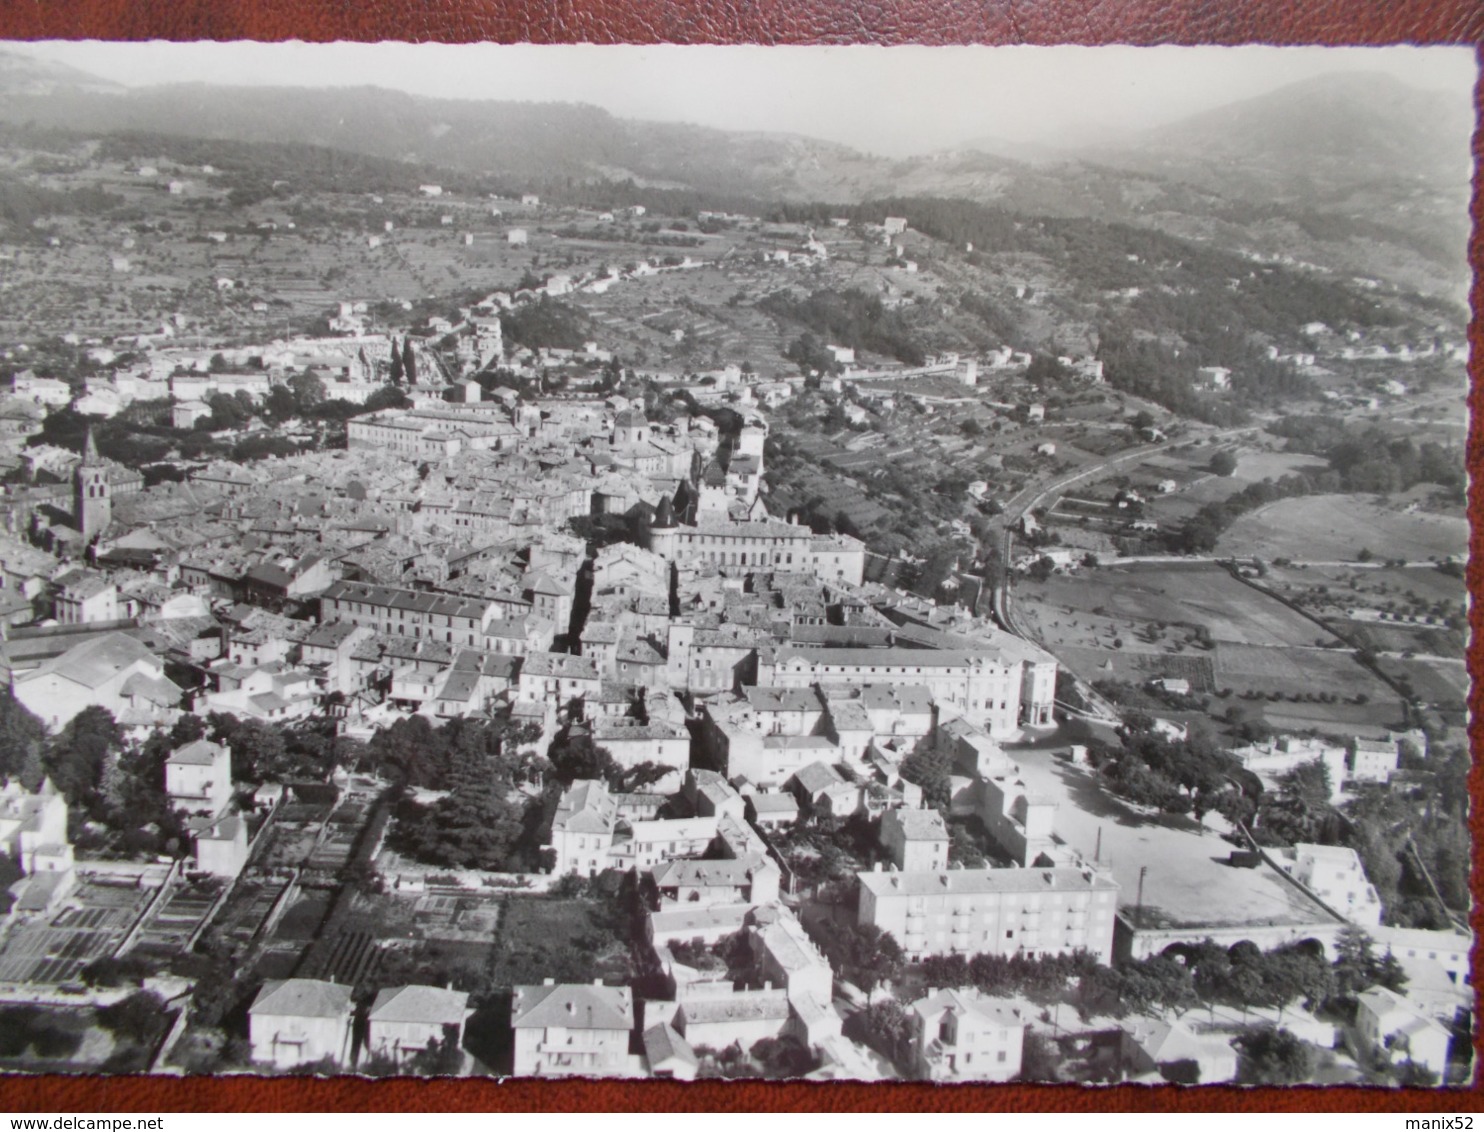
[759,288,925,367]
[1094,720,1244,824]
[914,949,1100,1005]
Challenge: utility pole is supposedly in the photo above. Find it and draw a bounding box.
[1094,826,1102,864]
[1135,865,1148,928]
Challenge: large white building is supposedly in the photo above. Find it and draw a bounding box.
[320,582,497,649]
[857,864,1119,962]
[646,517,865,586]
[763,639,1055,737]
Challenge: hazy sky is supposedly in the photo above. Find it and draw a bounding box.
[16,41,1477,158]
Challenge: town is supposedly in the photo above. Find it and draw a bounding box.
[0,46,1471,1088]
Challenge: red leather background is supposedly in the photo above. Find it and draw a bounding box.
[0,0,1480,1112]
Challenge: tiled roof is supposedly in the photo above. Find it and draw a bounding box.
[510,983,633,1031]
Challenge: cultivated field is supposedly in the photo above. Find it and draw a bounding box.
[1018,561,1404,733]
[1216,492,1467,561]
[1020,563,1345,650]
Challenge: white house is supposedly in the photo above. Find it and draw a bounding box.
[249,979,354,1070]
[911,989,1026,1082]
[194,814,248,878]
[1352,986,1452,1079]
[510,981,635,1077]
[166,739,234,817]
[366,985,473,1063]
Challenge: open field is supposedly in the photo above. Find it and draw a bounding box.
[1230,451,1331,483]
[1376,656,1470,709]
[1216,493,1468,561]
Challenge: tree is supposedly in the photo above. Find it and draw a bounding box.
[218,718,288,785]
[805,918,903,1002]
[401,338,419,385]
[363,383,412,413]
[205,391,249,430]
[287,371,326,412]
[1235,1027,1315,1085]
[96,990,167,1044]
[389,339,404,386]
[0,688,46,784]
[749,1034,818,1078]
[263,385,298,421]
[547,733,623,788]
[842,1000,913,1071]
[1115,955,1198,1018]
[900,741,952,812]
[1209,450,1239,477]
[408,1026,465,1076]
[45,706,122,815]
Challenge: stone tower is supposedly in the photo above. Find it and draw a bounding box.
[74,426,110,541]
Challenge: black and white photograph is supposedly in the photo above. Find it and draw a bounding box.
[0,41,1471,1088]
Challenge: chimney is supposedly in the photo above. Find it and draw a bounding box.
[543,977,555,986]
[593,978,603,986]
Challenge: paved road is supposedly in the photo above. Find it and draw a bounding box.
[991,425,1260,636]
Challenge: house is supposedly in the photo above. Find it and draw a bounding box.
[366,985,473,1064]
[883,217,908,236]
[548,778,618,876]
[1119,1018,1238,1084]
[911,989,1026,1082]
[0,778,76,912]
[510,981,635,1077]
[1352,986,1452,1078]
[642,1021,698,1080]
[1351,737,1399,783]
[788,760,859,817]
[248,979,354,1070]
[173,400,212,429]
[652,857,780,908]
[165,739,234,816]
[745,790,800,830]
[880,808,949,872]
[53,569,118,625]
[674,986,791,1050]
[194,813,248,878]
